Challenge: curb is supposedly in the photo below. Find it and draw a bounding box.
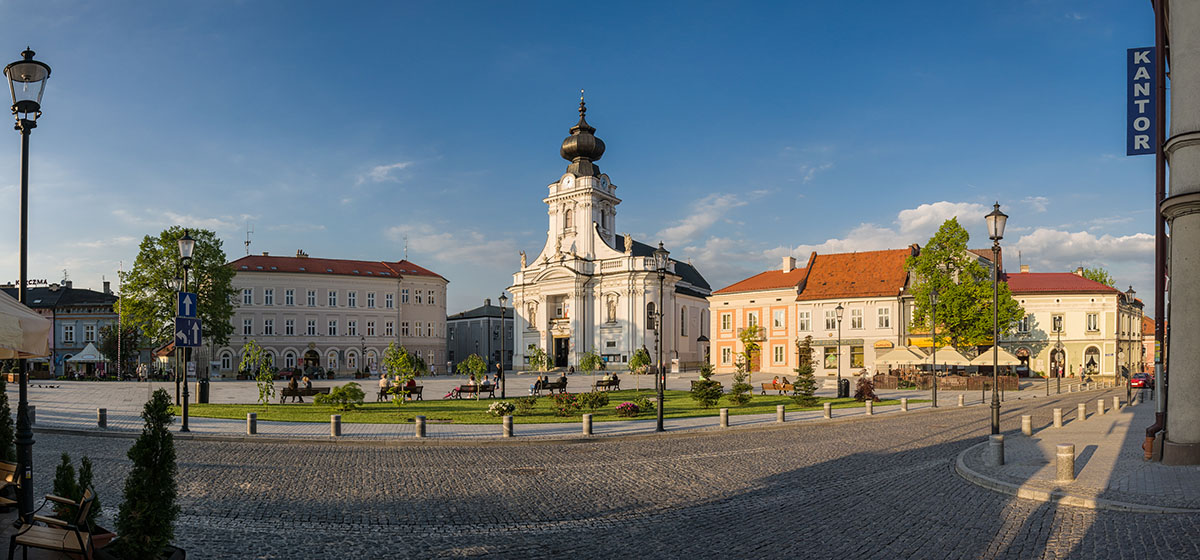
[953,440,1200,514]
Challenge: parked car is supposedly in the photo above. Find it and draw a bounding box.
[1130,372,1154,389]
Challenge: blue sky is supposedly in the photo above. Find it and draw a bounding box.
[0,0,1159,314]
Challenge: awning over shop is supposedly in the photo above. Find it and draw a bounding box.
[924,347,972,366]
[873,340,894,349]
[808,338,865,347]
[0,290,51,359]
[874,346,926,367]
[970,346,1022,367]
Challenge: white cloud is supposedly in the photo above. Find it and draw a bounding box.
[896,201,987,237]
[655,192,753,247]
[1022,196,1049,213]
[1013,228,1152,265]
[359,161,413,185]
[385,223,519,269]
[110,209,243,233]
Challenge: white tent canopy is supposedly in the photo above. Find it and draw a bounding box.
[0,290,51,359]
[970,346,1023,367]
[67,342,105,363]
[924,346,972,367]
[874,346,927,367]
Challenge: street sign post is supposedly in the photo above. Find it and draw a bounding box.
[174,317,202,348]
[177,292,198,318]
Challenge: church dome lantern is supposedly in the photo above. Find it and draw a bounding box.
[560,91,605,177]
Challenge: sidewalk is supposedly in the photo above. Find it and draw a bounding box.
[956,390,1200,512]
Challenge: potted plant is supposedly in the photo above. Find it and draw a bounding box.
[52,453,116,551]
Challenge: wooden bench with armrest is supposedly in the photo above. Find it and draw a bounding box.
[533,379,567,396]
[760,382,794,395]
[592,379,621,391]
[452,384,495,399]
[279,386,331,403]
[9,488,96,560]
[379,386,424,401]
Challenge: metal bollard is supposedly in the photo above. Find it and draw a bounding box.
[331,414,341,437]
[502,415,513,437]
[1021,414,1032,436]
[901,398,908,412]
[583,413,593,435]
[823,402,832,419]
[1053,408,1063,428]
[958,394,965,407]
[97,408,107,429]
[247,412,257,435]
[865,400,873,416]
[1057,443,1076,482]
[1097,398,1106,416]
[1077,402,1087,421]
[719,408,729,427]
[988,434,1005,466]
[776,405,785,423]
[1113,396,1120,411]
[415,415,426,438]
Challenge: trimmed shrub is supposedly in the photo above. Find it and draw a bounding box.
[487,401,515,417]
[552,393,581,417]
[514,396,538,416]
[114,389,179,560]
[615,402,640,417]
[577,391,609,412]
[315,382,366,411]
[854,376,881,402]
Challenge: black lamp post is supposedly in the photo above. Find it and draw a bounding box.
[360,334,365,376]
[930,288,938,408]
[499,293,507,399]
[654,242,669,432]
[171,274,183,404]
[1125,285,1136,402]
[985,202,1008,435]
[178,230,195,432]
[835,303,844,398]
[1055,331,1063,394]
[6,47,50,524]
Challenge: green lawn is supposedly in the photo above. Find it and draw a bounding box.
[173,390,921,425]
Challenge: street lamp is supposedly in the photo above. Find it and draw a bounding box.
[499,293,508,399]
[360,334,365,377]
[1125,285,1136,401]
[177,230,195,433]
[6,46,50,524]
[1055,330,1063,394]
[985,202,1008,435]
[930,287,938,408]
[653,241,669,432]
[170,274,183,404]
[835,303,844,398]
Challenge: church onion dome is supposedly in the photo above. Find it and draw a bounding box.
[560,93,605,177]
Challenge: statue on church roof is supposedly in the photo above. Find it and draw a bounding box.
[520,250,526,268]
[624,233,632,256]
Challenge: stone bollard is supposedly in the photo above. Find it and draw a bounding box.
[1097,398,1106,416]
[28,405,34,425]
[1113,396,1120,411]
[776,405,785,423]
[97,408,107,429]
[415,415,426,438]
[1053,408,1063,428]
[1021,414,1032,436]
[1077,402,1087,421]
[901,398,908,412]
[865,400,874,416]
[1057,443,1076,482]
[247,412,257,435]
[502,415,513,437]
[823,402,832,419]
[719,408,729,428]
[583,413,593,435]
[988,434,1005,466]
[958,394,965,407]
[331,415,341,437]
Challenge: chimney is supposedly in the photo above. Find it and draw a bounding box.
[1020,265,1029,274]
[262,251,269,257]
[781,256,796,273]
[485,298,491,307]
[296,249,308,258]
[103,280,111,294]
[1074,267,1084,276]
[63,280,72,289]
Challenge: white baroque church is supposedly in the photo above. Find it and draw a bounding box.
[508,99,712,371]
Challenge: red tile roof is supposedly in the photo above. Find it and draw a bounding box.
[1142,315,1163,336]
[229,255,445,280]
[795,248,915,301]
[713,268,807,295]
[1004,272,1119,295]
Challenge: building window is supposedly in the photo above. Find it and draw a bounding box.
[385,293,394,309]
[348,291,357,308]
[243,319,253,336]
[401,289,409,304]
[798,311,811,332]
[242,288,253,305]
[1084,346,1100,374]
[850,309,863,329]
[414,322,423,337]
[824,347,838,369]
[307,290,316,307]
[366,352,376,369]
[327,353,337,370]
[285,352,296,368]
[1017,315,1030,333]
[1086,313,1099,332]
[328,320,338,336]
[427,322,433,337]
[285,319,295,336]
[773,345,785,364]
[63,325,74,344]
[877,308,890,329]
[851,345,864,368]
[721,347,732,365]
[347,353,357,371]
[772,309,785,329]
[385,321,394,337]
[428,290,435,306]
[401,322,410,337]
[84,325,95,342]
[721,313,732,331]
[263,319,274,336]
[647,302,656,326]
[681,308,687,337]
[415,291,423,305]
[285,289,294,306]
[307,319,317,336]
[220,353,232,371]
[264,288,274,306]
[348,321,357,336]
[1052,314,1063,333]
[328,291,337,307]
[825,310,837,330]
[367,292,375,308]
[366,321,375,336]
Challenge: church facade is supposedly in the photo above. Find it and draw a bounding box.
[508,99,711,372]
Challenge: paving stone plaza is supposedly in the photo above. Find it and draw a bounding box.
[4,378,1198,559]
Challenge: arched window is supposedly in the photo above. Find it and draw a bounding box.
[285,352,296,368]
[564,209,574,229]
[366,350,378,369]
[1084,346,1101,375]
[646,302,656,326]
[264,351,274,367]
[220,352,233,371]
[327,351,338,371]
[347,351,358,371]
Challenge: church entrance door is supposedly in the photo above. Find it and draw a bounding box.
[303,350,320,369]
[554,337,569,368]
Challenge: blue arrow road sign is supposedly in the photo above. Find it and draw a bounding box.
[177,292,198,318]
[174,317,202,348]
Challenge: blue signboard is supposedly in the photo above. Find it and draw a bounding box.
[177,292,198,318]
[174,317,203,348]
[1127,47,1155,156]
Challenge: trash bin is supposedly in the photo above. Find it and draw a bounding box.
[197,379,210,404]
[838,378,850,399]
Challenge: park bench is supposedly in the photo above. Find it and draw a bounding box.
[279,387,330,403]
[9,488,95,560]
[379,386,424,401]
[592,379,621,391]
[0,460,16,508]
[452,384,496,399]
[533,379,567,396]
[760,382,794,395]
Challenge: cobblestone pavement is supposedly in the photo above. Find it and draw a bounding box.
[8,388,1198,559]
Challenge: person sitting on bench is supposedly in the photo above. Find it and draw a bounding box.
[288,375,303,403]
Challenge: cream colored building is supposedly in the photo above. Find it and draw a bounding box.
[216,251,448,376]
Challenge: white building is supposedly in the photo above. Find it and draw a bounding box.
[508,100,711,371]
[216,251,449,376]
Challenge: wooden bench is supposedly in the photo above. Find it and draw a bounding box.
[760,383,794,395]
[279,386,330,403]
[0,460,16,508]
[592,379,621,391]
[452,384,496,399]
[379,386,423,401]
[9,488,95,560]
[533,379,567,396]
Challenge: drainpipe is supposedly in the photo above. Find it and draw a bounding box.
[1144,0,1168,460]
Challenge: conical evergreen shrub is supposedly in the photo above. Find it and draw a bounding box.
[114,389,179,560]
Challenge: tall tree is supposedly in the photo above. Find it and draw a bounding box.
[98,324,142,378]
[1079,266,1115,287]
[119,227,237,348]
[906,218,1024,351]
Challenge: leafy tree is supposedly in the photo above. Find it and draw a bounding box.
[628,346,651,391]
[792,336,818,406]
[738,324,762,386]
[0,377,14,461]
[384,343,427,404]
[579,349,603,376]
[314,383,365,411]
[525,344,548,373]
[98,324,142,379]
[690,362,723,409]
[240,339,274,409]
[1079,266,1115,287]
[115,389,179,560]
[906,218,1024,350]
[118,227,237,348]
[457,353,488,379]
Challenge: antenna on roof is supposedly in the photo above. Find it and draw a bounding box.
[1018,250,1022,269]
[244,222,254,256]
[404,235,408,260]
